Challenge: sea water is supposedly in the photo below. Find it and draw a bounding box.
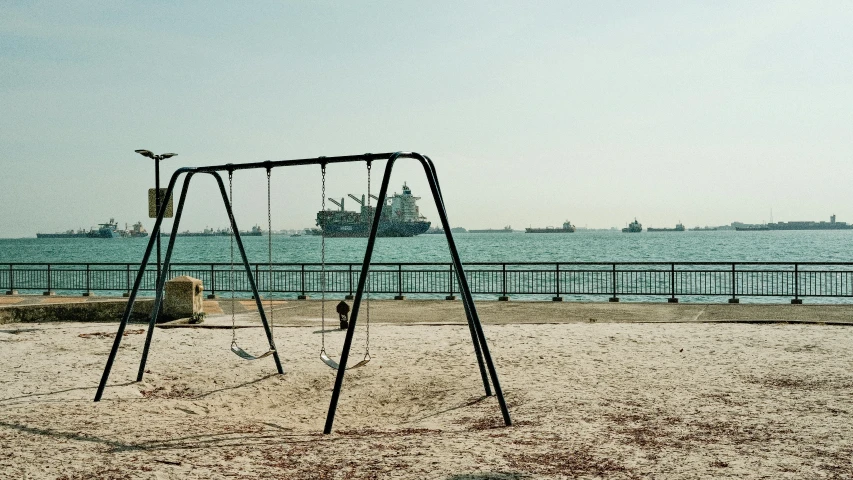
[1,230,851,265]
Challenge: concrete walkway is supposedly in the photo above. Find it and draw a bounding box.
[2,294,852,326]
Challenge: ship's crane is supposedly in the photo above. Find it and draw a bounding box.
[347,194,365,206]
[328,197,344,211]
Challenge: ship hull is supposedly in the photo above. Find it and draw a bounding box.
[160,231,263,237]
[36,233,89,238]
[525,228,575,233]
[737,225,853,231]
[323,221,431,238]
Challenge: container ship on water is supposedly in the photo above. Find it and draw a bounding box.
[525,221,576,233]
[37,219,148,238]
[736,215,853,231]
[647,223,685,232]
[316,183,430,237]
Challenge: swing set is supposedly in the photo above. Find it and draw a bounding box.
[94,152,511,434]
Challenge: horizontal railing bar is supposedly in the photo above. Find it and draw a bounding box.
[6,261,853,266]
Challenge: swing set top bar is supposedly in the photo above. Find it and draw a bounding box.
[184,152,400,174]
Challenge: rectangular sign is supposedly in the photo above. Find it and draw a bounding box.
[148,188,174,218]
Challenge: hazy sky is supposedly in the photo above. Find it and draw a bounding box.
[2,1,852,237]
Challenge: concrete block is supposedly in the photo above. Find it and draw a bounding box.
[163,275,204,322]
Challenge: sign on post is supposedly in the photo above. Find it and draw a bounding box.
[148,188,174,218]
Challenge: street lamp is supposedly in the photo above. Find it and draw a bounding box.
[135,149,177,301]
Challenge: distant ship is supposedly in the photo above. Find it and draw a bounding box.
[647,223,685,232]
[470,226,515,234]
[316,183,430,237]
[736,215,853,231]
[124,221,148,238]
[161,225,263,237]
[37,218,145,238]
[622,219,642,233]
[525,221,576,233]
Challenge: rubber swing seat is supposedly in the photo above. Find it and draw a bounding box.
[321,350,371,370]
[231,342,275,361]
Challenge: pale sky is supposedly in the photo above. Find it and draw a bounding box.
[2,1,852,237]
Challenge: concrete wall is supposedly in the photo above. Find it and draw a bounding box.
[0,299,154,324]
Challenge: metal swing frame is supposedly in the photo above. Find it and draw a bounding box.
[93,151,511,435]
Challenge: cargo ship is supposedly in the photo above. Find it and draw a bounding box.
[525,221,576,233]
[736,215,853,231]
[470,226,515,233]
[316,183,430,237]
[124,221,148,238]
[161,225,263,237]
[647,222,685,232]
[622,219,642,233]
[37,218,136,238]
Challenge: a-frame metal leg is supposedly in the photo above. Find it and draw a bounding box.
[418,154,511,426]
[324,153,511,434]
[422,157,492,397]
[95,172,186,401]
[136,172,196,380]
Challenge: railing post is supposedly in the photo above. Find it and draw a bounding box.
[498,263,509,301]
[609,263,619,302]
[446,263,457,300]
[6,264,16,295]
[83,264,93,297]
[346,264,354,300]
[394,264,406,300]
[207,263,218,299]
[728,263,739,303]
[553,263,563,301]
[44,264,55,296]
[792,263,802,304]
[252,263,260,299]
[668,263,678,303]
[122,264,131,297]
[298,264,308,299]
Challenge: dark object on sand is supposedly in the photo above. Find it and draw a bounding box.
[336,301,350,330]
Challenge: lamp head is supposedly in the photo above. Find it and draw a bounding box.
[159,153,178,159]
[134,149,155,159]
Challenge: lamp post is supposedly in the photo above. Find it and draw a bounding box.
[135,149,177,300]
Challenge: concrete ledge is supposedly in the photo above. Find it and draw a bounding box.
[0,299,154,324]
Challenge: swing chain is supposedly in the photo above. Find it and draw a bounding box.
[365,161,371,357]
[228,170,236,345]
[267,167,273,331]
[320,163,326,352]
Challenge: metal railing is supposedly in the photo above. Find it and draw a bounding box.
[4,262,853,303]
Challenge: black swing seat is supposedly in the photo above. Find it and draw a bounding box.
[321,350,370,370]
[231,342,276,361]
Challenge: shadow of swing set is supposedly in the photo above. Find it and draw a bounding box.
[93,151,512,434]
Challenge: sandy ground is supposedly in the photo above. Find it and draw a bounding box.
[1,300,852,479]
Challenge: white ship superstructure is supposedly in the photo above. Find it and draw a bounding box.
[389,183,426,222]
